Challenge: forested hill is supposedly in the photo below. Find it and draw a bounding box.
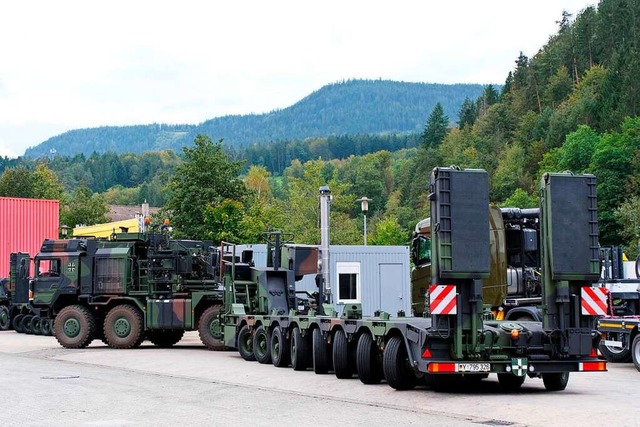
[24,80,487,158]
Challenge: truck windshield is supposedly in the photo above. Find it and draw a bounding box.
[415,237,431,266]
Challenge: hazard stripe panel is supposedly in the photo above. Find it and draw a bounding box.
[429,285,457,315]
[581,287,608,316]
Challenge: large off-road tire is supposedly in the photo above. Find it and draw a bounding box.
[104,305,144,349]
[30,316,43,335]
[312,328,330,374]
[253,325,272,364]
[198,305,226,351]
[22,315,34,334]
[290,326,308,371]
[54,305,96,349]
[237,325,255,361]
[542,372,570,391]
[498,373,526,392]
[40,318,53,336]
[332,329,353,379]
[383,335,417,390]
[632,335,640,372]
[356,332,383,384]
[599,341,632,363]
[0,306,11,330]
[147,330,185,348]
[271,326,290,368]
[12,314,25,333]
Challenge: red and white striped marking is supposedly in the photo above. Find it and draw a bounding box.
[429,284,457,315]
[581,287,608,316]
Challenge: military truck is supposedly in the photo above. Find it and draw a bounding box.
[411,206,543,321]
[25,230,227,349]
[222,168,606,392]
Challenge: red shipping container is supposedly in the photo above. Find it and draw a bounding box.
[0,197,59,278]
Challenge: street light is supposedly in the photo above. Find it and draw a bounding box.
[60,225,71,239]
[355,197,372,245]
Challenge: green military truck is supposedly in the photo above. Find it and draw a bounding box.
[25,231,226,349]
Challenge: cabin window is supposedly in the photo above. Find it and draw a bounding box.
[337,262,360,303]
[36,258,61,277]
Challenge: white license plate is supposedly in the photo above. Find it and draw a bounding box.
[457,363,490,372]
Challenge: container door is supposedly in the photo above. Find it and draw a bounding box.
[378,263,404,315]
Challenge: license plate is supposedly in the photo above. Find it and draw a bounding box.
[457,363,490,372]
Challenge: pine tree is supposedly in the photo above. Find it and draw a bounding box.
[421,103,449,148]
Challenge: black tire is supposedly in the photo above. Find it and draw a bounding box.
[356,332,383,384]
[271,326,290,367]
[542,372,570,391]
[40,318,53,336]
[30,316,43,335]
[312,328,330,374]
[599,341,632,363]
[0,306,10,330]
[253,325,272,364]
[632,335,640,372]
[238,325,256,361]
[198,305,226,351]
[383,335,417,390]
[290,326,308,371]
[498,373,526,392]
[104,305,144,349]
[12,314,25,333]
[53,305,96,349]
[147,330,185,348]
[332,329,353,379]
[22,315,34,334]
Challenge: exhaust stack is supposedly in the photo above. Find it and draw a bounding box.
[319,186,332,304]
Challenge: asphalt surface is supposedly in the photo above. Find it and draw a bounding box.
[0,331,638,427]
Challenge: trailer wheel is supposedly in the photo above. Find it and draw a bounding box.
[104,305,144,349]
[383,335,417,390]
[542,372,569,391]
[599,341,632,363]
[631,335,640,372]
[40,318,53,336]
[22,315,34,334]
[12,314,24,333]
[198,305,226,351]
[148,330,184,348]
[332,329,353,379]
[498,373,525,392]
[253,326,272,364]
[356,332,383,384]
[30,316,43,335]
[271,326,290,367]
[54,305,96,349]
[290,326,308,371]
[0,306,10,330]
[312,328,330,374]
[238,325,255,361]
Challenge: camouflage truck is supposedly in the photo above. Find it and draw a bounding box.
[224,168,607,392]
[24,231,227,349]
[0,253,44,334]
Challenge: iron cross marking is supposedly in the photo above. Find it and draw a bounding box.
[67,262,76,273]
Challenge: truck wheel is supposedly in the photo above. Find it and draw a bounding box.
[148,330,184,348]
[356,332,383,384]
[312,328,330,374]
[631,335,640,372]
[498,373,525,392]
[30,316,43,335]
[383,335,417,390]
[542,372,569,391]
[104,305,144,349]
[290,326,308,371]
[40,318,53,336]
[237,325,256,361]
[22,315,34,334]
[198,305,226,351]
[0,306,10,330]
[12,314,24,333]
[253,325,272,364]
[332,329,353,379]
[599,341,632,363]
[271,326,290,367]
[54,305,96,348]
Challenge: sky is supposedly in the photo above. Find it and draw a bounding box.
[0,0,596,158]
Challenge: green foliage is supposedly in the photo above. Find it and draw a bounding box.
[0,167,36,198]
[0,164,63,200]
[614,196,640,258]
[166,135,246,239]
[421,103,449,148]
[501,188,538,209]
[370,215,408,246]
[204,199,246,244]
[60,185,109,229]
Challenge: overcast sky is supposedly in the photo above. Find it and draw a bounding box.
[0,0,595,158]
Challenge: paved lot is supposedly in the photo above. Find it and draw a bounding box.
[0,331,638,427]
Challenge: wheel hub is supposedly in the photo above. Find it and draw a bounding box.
[208,319,222,339]
[63,318,81,338]
[114,317,131,337]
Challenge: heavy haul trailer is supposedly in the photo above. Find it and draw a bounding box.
[226,168,607,392]
[25,231,227,349]
[597,317,640,370]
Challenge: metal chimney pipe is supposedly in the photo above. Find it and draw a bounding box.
[319,186,332,304]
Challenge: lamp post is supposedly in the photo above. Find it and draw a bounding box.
[60,225,70,239]
[355,197,372,245]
